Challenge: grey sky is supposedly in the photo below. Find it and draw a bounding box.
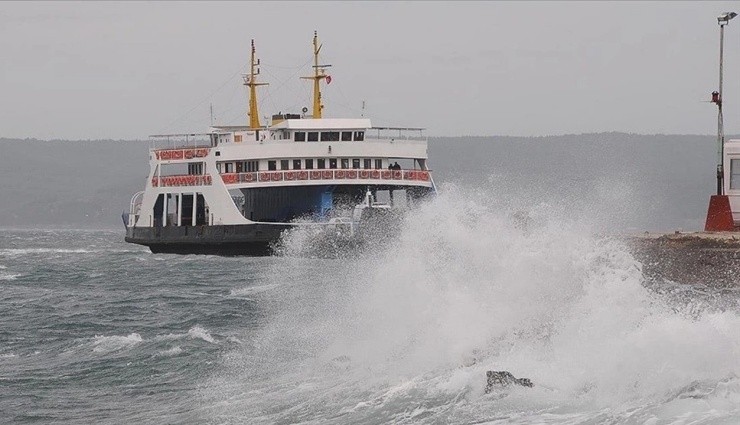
[1,1,739,139]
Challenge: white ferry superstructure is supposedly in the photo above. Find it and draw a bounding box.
[124,33,436,254]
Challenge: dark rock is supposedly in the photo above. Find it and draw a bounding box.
[485,371,533,393]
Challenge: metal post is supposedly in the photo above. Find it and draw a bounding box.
[192,192,197,226]
[177,194,182,226]
[717,23,726,195]
[162,193,168,226]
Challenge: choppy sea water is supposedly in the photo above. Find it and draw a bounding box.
[2,188,740,424]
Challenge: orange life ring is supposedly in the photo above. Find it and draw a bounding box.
[371,170,380,179]
[347,170,357,179]
[322,170,333,179]
[260,172,270,182]
[185,150,194,159]
[311,170,322,180]
[335,170,345,179]
[244,173,254,182]
[271,172,283,181]
[360,170,369,179]
[381,170,392,179]
[298,171,309,180]
[393,170,402,180]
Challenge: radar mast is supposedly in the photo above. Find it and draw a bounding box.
[301,31,331,118]
[244,39,268,129]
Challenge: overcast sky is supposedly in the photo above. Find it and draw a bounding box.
[1,1,740,139]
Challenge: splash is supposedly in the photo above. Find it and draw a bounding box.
[204,184,740,423]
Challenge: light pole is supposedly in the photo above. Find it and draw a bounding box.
[714,12,737,195]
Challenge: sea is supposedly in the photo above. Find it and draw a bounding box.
[2,186,740,424]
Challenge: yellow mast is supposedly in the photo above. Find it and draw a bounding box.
[301,31,331,119]
[244,39,268,129]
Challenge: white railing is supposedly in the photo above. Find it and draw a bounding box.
[149,133,214,151]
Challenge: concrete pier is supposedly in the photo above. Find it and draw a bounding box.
[625,232,740,287]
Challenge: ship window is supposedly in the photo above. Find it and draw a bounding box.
[236,162,244,173]
[341,131,352,141]
[293,159,302,170]
[295,131,306,142]
[281,160,289,170]
[307,132,319,142]
[329,158,337,169]
[375,159,382,169]
[354,131,364,141]
[352,159,361,169]
[321,131,340,141]
[340,158,349,169]
[732,159,740,190]
[247,160,259,172]
[268,160,276,171]
[318,158,326,169]
[306,159,314,169]
[364,159,371,169]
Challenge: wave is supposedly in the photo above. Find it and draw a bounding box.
[203,184,740,423]
[0,248,92,255]
[157,346,183,357]
[188,326,216,344]
[92,333,143,353]
[0,272,21,281]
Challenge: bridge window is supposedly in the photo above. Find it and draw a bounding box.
[354,131,364,141]
[308,132,319,142]
[329,158,337,169]
[375,159,382,169]
[236,162,243,173]
[188,163,203,175]
[321,131,340,141]
[341,131,352,141]
[352,159,361,169]
[318,159,326,169]
[364,159,371,169]
[305,159,314,169]
[341,158,349,169]
[293,159,302,170]
[732,159,740,190]
[281,160,289,170]
[268,160,276,171]
[243,161,259,173]
[224,162,234,173]
[295,131,306,142]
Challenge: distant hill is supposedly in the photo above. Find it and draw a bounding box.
[0,133,727,231]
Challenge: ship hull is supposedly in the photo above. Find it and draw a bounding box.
[125,224,292,256]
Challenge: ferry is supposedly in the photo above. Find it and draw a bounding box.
[124,33,436,255]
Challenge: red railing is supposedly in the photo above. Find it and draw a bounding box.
[151,175,212,187]
[219,169,431,184]
[154,148,210,161]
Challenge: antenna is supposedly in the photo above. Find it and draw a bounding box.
[361,100,365,117]
[210,103,214,126]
